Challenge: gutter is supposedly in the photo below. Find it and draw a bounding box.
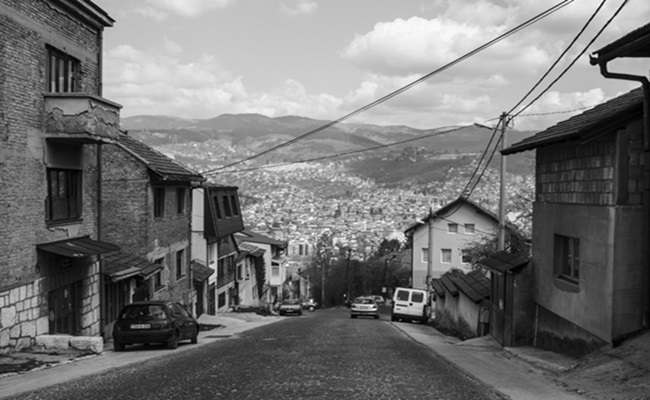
[591,56,650,329]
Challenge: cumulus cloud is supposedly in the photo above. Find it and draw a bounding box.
[279,0,317,17]
[143,0,236,18]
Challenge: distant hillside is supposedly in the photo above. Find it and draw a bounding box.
[122,113,536,185]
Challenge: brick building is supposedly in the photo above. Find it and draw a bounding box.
[0,0,119,350]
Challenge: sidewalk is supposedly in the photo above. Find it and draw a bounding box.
[0,312,282,399]
[392,322,587,400]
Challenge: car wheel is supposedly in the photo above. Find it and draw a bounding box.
[309,306,315,312]
[391,315,397,322]
[191,328,199,344]
[167,331,179,349]
[374,315,379,319]
[113,341,125,352]
[299,310,303,316]
[351,315,356,319]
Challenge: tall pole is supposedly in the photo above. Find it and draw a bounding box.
[427,207,434,291]
[497,112,508,251]
[345,248,351,302]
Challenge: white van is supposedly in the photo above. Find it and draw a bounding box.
[391,287,429,323]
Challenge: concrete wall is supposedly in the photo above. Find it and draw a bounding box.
[411,204,498,290]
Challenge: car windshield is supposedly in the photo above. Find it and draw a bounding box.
[283,299,300,305]
[121,305,167,320]
[354,298,375,304]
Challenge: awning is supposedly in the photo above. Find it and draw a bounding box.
[479,251,529,274]
[37,236,120,258]
[102,251,163,281]
[191,260,215,282]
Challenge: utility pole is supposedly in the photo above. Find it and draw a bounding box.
[345,248,352,302]
[427,207,435,292]
[498,112,508,251]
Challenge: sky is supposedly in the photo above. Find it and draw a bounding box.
[99,0,650,131]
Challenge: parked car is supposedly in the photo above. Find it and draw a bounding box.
[350,296,379,319]
[112,301,200,351]
[279,299,303,316]
[302,299,318,312]
[372,295,385,305]
[391,287,428,323]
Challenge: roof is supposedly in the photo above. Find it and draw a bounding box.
[439,275,459,296]
[503,87,644,155]
[591,22,650,62]
[103,251,163,281]
[404,197,499,234]
[451,270,490,303]
[237,242,266,259]
[431,279,446,298]
[235,229,288,248]
[191,260,215,282]
[479,251,529,274]
[118,133,205,183]
[37,236,119,258]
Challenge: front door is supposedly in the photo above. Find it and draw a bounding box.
[48,281,82,334]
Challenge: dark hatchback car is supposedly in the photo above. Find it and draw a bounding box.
[112,301,200,351]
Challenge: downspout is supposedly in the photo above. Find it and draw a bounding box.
[97,142,105,338]
[594,59,650,329]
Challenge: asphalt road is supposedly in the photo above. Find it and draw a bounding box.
[12,307,504,400]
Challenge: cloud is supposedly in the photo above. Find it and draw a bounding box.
[279,0,317,16]
[143,0,236,18]
[132,6,168,21]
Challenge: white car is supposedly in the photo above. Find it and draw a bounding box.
[350,297,379,319]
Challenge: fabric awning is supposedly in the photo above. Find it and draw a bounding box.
[102,251,163,281]
[37,236,120,258]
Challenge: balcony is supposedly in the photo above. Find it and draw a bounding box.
[44,93,122,140]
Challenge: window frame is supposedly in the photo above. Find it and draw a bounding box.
[421,248,429,263]
[464,223,475,234]
[46,168,82,223]
[175,249,185,280]
[176,188,186,215]
[448,223,459,233]
[441,248,452,264]
[554,234,580,284]
[46,46,80,93]
[154,187,165,218]
[153,258,165,291]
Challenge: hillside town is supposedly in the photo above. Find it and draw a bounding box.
[2,1,650,399]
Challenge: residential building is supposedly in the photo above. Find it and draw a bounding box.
[191,185,244,314]
[0,0,119,350]
[101,133,204,324]
[404,198,500,290]
[234,229,288,307]
[236,243,265,307]
[503,86,648,357]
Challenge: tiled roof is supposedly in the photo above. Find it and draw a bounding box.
[103,251,163,281]
[237,242,266,259]
[451,270,490,303]
[503,87,644,155]
[439,275,459,296]
[592,22,650,61]
[236,229,288,248]
[431,279,446,297]
[118,133,205,182]
[191,260,215,282]
[478,251,529,274]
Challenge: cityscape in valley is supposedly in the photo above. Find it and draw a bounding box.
[125,114,537,259]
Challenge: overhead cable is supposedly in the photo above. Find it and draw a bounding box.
[208,0,574,174]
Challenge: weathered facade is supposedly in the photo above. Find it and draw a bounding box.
[0,0,118,351]
[504,87,648,357]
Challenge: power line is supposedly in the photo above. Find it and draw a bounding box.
[208,126,467,175]
[510,0,629,120]
[507,0,607,117]
[210,0,574,173]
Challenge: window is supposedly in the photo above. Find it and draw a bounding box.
[448,223,458,233]
[175,249,185,279]
[461,250,471,264]
[153,258,165,291]
[47,46,80,93]
[555,235,580,283]
[154,188,165,218]
[46,168,82,222]
[272,265,280,277]
[222,196,232,217]
[441,249,452,263]
[218,258,225,277]
[464,224,475,234]
[176,188,185,215]
[230,195,239,216]
[421,248,429,263]
[213,196,222,219]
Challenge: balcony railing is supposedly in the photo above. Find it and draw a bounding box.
[44,93,122,140]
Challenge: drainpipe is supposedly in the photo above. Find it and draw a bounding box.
[592,59,650,329]
[97,142,105,338]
